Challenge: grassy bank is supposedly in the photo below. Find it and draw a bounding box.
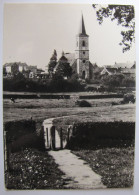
[5,148,71,189]
[72,147,134,188]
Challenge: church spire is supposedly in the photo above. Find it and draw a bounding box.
[79,13,87,36]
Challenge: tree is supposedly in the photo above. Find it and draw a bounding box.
[48,49,57,75]
[11,63,19,76]
[92,4,135,52]
[55,52,72,78]
[55,61,72,78]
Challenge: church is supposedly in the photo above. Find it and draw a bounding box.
[65,14,94,80]
[49,14,95,80]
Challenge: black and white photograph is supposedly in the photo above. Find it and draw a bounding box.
[1,1,136,191]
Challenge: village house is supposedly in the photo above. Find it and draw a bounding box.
[100,62,135,79]
[3,62,38,78]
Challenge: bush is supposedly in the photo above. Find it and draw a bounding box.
[76,100,91,107]
[122,93,135,104]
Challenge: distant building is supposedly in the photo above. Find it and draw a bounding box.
[101,66,119,76]
[28,65,37,74]
[4,62,28,73]
[36,68,45,78]
[100,62,135,78]
[121,68,135,78]
[3,62,38,78]
[114,62,135,69]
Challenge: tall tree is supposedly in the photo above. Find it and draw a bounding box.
[92,4,135,52]
[48,49,57,75]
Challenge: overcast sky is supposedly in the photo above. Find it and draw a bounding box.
[3,3,136,70]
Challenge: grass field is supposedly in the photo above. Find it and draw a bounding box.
[3,98,135,123]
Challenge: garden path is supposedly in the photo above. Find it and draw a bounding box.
[49,149,106,189]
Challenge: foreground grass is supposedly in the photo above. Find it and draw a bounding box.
[5,148,71,189]
[72,147,134,188]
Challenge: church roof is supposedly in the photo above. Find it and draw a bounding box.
[65,53,75,65]
[78,14,88,37]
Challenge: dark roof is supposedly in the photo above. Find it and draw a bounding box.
[114,62,134,69]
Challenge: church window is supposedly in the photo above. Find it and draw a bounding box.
[83,60,85,63]
[82,40,85,47]
[77,41,78,47]
[83,51,85,55]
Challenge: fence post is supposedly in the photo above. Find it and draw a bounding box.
[50,126,55,150]
[60,128,63,149]
[67,126,71,147]
[4,131,8,172]
[46,128,49,147]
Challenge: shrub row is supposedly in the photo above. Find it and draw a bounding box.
[3,94,70,99]
[3,78,84,92]
[80,94,123,99]
[67,122,135,149]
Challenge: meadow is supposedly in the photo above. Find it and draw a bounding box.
[3,97,135,123]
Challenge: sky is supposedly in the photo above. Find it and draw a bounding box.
[3,3,136,70]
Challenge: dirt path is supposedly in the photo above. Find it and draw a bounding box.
[49,149,106,189]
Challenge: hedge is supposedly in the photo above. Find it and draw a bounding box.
[67,121,135,149]
[4,120,45,152]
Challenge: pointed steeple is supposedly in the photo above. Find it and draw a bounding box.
[78,13,88,36]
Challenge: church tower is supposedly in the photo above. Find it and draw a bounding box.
[75,14,90,79]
